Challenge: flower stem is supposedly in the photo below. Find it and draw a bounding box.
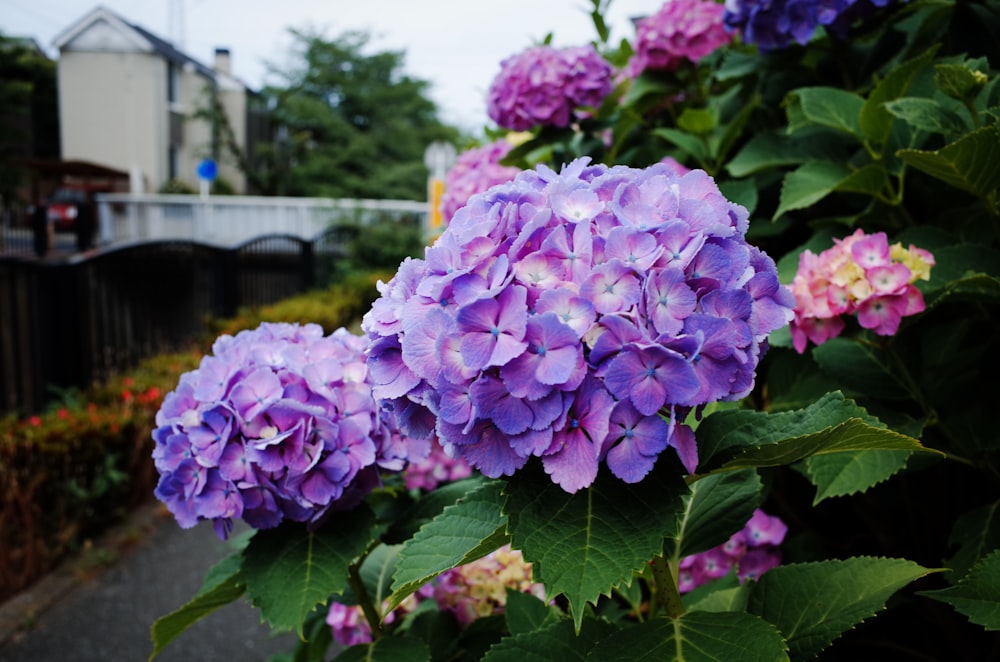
[347,559,383,640]
[651,554,684,619]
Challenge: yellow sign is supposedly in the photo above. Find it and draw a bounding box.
[429,178,446,230]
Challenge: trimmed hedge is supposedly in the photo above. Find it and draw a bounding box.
[0,271,388,602]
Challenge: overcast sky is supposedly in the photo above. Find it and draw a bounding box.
[2,0,657,132]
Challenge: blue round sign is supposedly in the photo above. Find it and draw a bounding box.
[196,159,218,181]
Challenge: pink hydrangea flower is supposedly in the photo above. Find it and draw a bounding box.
[487,44,614,130]
[433,545,544,625]
[440,139,523,226]
[789,229,935,352]
[403,442,473,492]
[625,0,732,77]
[678,508,787,592]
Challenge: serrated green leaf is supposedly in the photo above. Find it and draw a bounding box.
[918,549,1000,630]
[747,557,936,659]
[884,97,969,136]
[836,164,890,196]
[484,617,618,661]
[859,46,938,148]
[504,463,687,631]
[585,611,789,662]
[383,475,487,544]
[242,506,376,633]
[812,337,914,400]
[944,501,1000,581]
[897,125,1000,198]
[389,480,508,612]
[801,450,912,504]
[333,636,431,662]
[149,567,246,660]
[698,391,884,470]
[505,588,565,636]
[773,161,851,219]
[717,179,757,216]
[670,469,763,558]
[785,87,864,138]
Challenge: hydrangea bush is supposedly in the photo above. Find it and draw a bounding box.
[439,138,522,226]
[486,44,614,130]
[364,157,794,491]
[151,323,427,536]
[151,1,999,660]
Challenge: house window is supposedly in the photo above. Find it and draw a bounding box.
[167,62,179,104]
[168,145,179,181]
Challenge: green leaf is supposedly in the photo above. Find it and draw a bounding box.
[812,337,912,400]
[935,63,988,102]
[836,164,890,197]
[389,480,508,612]
[677,107,717,135]
[670,469,763,558]
[859,46,938,148]
[585,611,789,661]
[717,179,758,217]
[800,450,912,504]
[785,87,864,139]
[897,125,1000,199]
[726,130,848,178]
[682,571,752,614]
[505,588,564,636]
[944,501,1000,581]
[918,549,1000,630]
[773,161,851,220]
[333,636,431,662]
[504,462,687,630]
[242,506,376,633]
[149,560,246,660]
[884,97,969,136]
[483,617,618,661]
[383,475,487,544]
[747,557,936,659]
[652,127,708,163]
[359,543,402,608]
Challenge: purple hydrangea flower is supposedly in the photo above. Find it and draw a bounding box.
[363,158,794,493]
[625,0,732,76]
[678,508,788,592]
[487,44,614,131]
[723,0,905,51]
[152,323,428,537]
[441,139,523,226]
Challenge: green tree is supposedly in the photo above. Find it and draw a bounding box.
[236,27,463,199]
[0,35,59,203]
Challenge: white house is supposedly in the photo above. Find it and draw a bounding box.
[51,5,268,194]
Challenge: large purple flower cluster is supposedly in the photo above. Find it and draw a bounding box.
[440,139,522,226]
[627,0,732,75]
[723,0,903,51]
[152,323,427,537]
[486,45,614,131]
[363,158,794,493]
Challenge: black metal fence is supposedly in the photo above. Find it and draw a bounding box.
[0,227,355,416]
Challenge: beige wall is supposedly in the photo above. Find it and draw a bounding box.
[59,51,166,191]
[58,50,249,193]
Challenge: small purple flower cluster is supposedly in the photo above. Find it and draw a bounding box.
[152,323,428,537]
[486,45,614,131]
[723,0,903,51]
[678,508,787,592]
[625,0,732,76]
[402,442,473,492]
[363,158,795,492]
[440,139,522,226]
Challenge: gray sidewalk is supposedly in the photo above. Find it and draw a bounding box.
[0,503,297,662]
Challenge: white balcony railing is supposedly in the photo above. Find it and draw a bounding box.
[95,193,429,247]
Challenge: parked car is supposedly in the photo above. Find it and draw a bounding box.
[45,186,92,232]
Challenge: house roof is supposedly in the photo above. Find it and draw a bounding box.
[52,5,244,89]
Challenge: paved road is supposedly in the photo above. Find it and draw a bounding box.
[0,503,298,662]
